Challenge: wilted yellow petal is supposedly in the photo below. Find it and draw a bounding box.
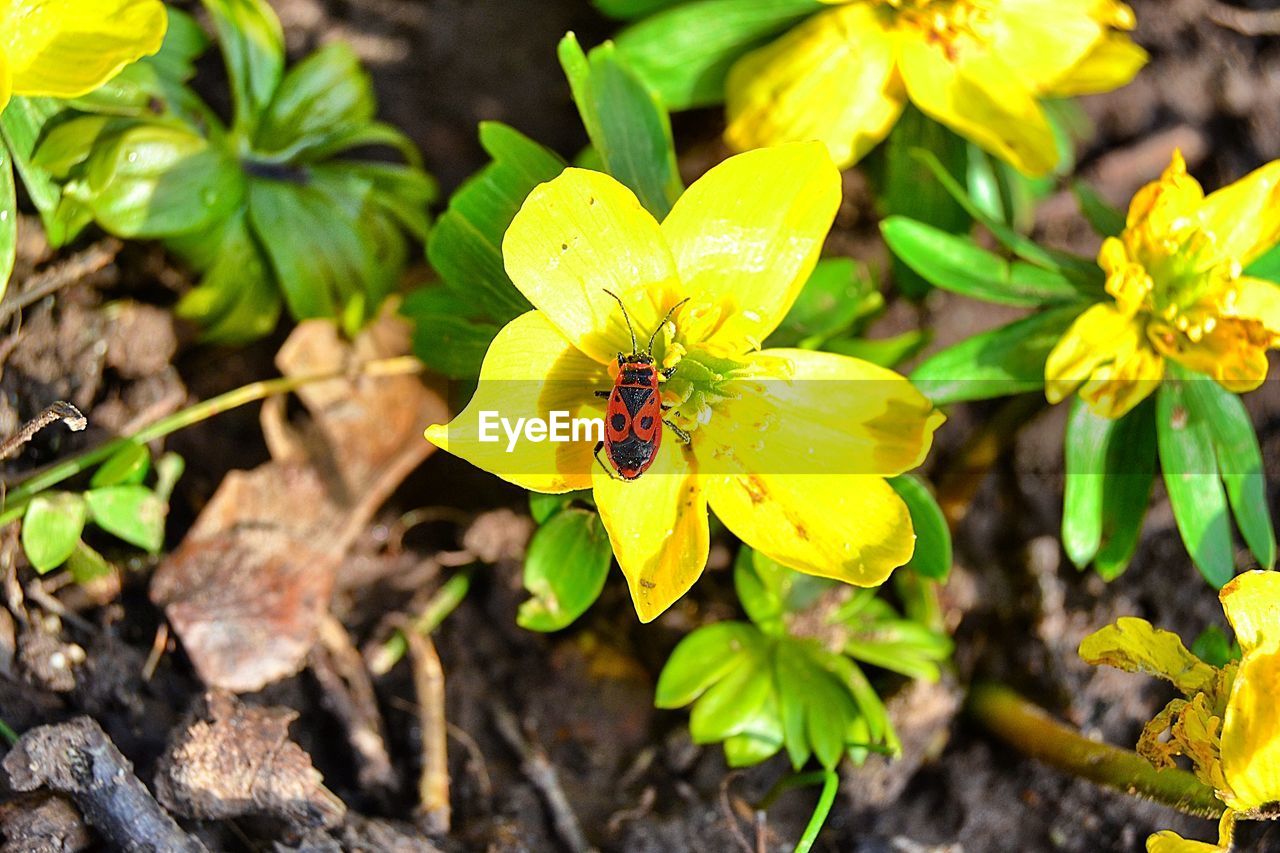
[725,5,904,169]
[698,348,943,478]
[1221,648,1280,813]
[1045,303,1142,406]
[1079,617,1218,695]
[1220,570,1280,655]
[593,443,708,623]
[1046,30,1148,97]
[707,472,913,588]
[503,168,681,365]
[0,0,166,99]
[660,145,841,354]
[424,311,604,494]
[1197,159,1280,268]
[1232,277,1280,334]
[898,39,1058,177]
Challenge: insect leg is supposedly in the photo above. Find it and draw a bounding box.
[594,390,611,398]
[663,419,692,445]
[594,440,623,480]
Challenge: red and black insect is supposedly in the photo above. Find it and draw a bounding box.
[593,289,691,480]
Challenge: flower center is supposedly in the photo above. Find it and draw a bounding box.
[659,349,751,436]
[876,0,995,52]
[1127,225,1243,343]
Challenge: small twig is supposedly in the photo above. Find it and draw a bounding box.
[311,614,395,793]
[755,809,767,853]
[447,722,493,800]
[491,703,596,853]
[367,571,471,676]
[1209,1,1280,35]
[605,786,655,835]
[0,240,121,328]
[719,772,754,853]
[0,402,86,463]
[141,622,169,682]
[401,623,450,834]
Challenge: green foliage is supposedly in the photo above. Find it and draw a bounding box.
[655,548,951,770]
[19,443,182,576]
[888,475,951,581]
[27,0,434,343]
[519,503,613,632]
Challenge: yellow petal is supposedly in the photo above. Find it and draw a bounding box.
[988,0,1112,91]
[1197,159,1280,268]
[898,39,1058,177]
[593,442,708,623]
[1045,30,1148,97]
[1079,616,1218,695]
[724,5,905,170]
[707,473,913,588]
[1220,570,1280,655]
[1232,277,1280,334]
[0,48,11,114]
[0,0,167,99]
[502,168,682,364]
[1146,830,1227,853]
[1221,648,1280,813]
[698,348,943,478]
[660,144,841,355]
[1125,149,1205,237]
[1152,318,1268,394]
[424,311,604,494]
[1077,328,1164,418]
[1044,303,1145,407]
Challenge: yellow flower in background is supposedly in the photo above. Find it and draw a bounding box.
[0,0,167,113]
[1082,571,1280,851]
[1046,151,1280,418]
[427,143,944,622]
[725,0,1147,176]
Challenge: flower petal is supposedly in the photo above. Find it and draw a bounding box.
[1232,277,1280,334]
[1220,570,1280,655]
[424,311,605,494]
[1,0,166,99]
[1146,830,1228,853]
[1151,317,1268,394]
[1045,30,1148,97]
[1077,327,1164,418]
[0,48,11,114]
[660,144,841,354]
[1197,159,1280,268]
[724,5,905,169]
[989,0,1113,90]
[707,473,914,588]
[698,348,943,477]
[1045,303,1150,411]
[898,40,1058,176]
[1078,616,1217,695]
[593,443,708,623]
[1221,647,1280,813]
[503,168,682,364]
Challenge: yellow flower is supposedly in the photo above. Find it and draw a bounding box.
[0,0,167,113]
[1046,151,1280,418]
[426,143,944,622]
[1082,571,1280,849]
[725,0,1147,175]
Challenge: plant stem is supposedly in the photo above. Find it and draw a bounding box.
[968,682,1224,819]
[0,356,423,526]
[368,570,472,676]
[794,771,839,853]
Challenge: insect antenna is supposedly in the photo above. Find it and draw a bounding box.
[647,297,691,354]
[602,288,638,354]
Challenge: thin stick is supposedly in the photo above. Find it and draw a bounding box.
[367,571,471,677]
[0,240,121,327]
[0,402,86,462]
[402,626,450,834]
[968,683,1224,818]
[0,356,423,525]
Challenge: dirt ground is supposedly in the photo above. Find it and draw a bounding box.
[2,0,1280,851]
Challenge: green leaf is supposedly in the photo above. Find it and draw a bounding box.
[655,621,759,707]
[346,161,436,242]
[425,121,563,328]
[153,453,186,504]
[734,547,835,635]
[909,305,1084,405]
[559,33,682,219]
[1190,626,1239,668]
[175,211,282,343]
[203,0,285,133]
[820,331,929,369]
[765,258,882,349]
[1183,374,1275,570]
[0,149,13,293]
[965,144,1006,224]
[1072,181,1125,238]
[1,97,86,247]
[688,646,773,743]
[1157,372,1235,588]
[595,0,685,19]
[1246,243,1280,282]
[22,493,88,573]
[85,485,167,553]
[29,114,124,179]
[400,288,503,379]
[1094,398,1157,580]
[1062,396,1113,568]
[518,508,614,632]
[91,442,151,488]
[81,123,245,238]
[888,475,951,580]
[254,42,375,157]
[66,541,114,586]
[882,216,1087,307]
[614,0,823,110]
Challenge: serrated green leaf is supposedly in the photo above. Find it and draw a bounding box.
[255,42,375,157]
[559,33,682,219]
[614,0,822,110]
[518,508,613,632]
[1157,372,1235,588]
[655,621,759,707]
[1072,181,1125,238]
[888,474,951,580]
[23,493,87,572]
[203,0,285,134]
[1094,398,1157,580]
[85,485,167,553]
[882,216,1086,307]
[91,442,151,488]
[909,304,1084,404]
[765,258,882,349]
[1183,374,1275,570]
